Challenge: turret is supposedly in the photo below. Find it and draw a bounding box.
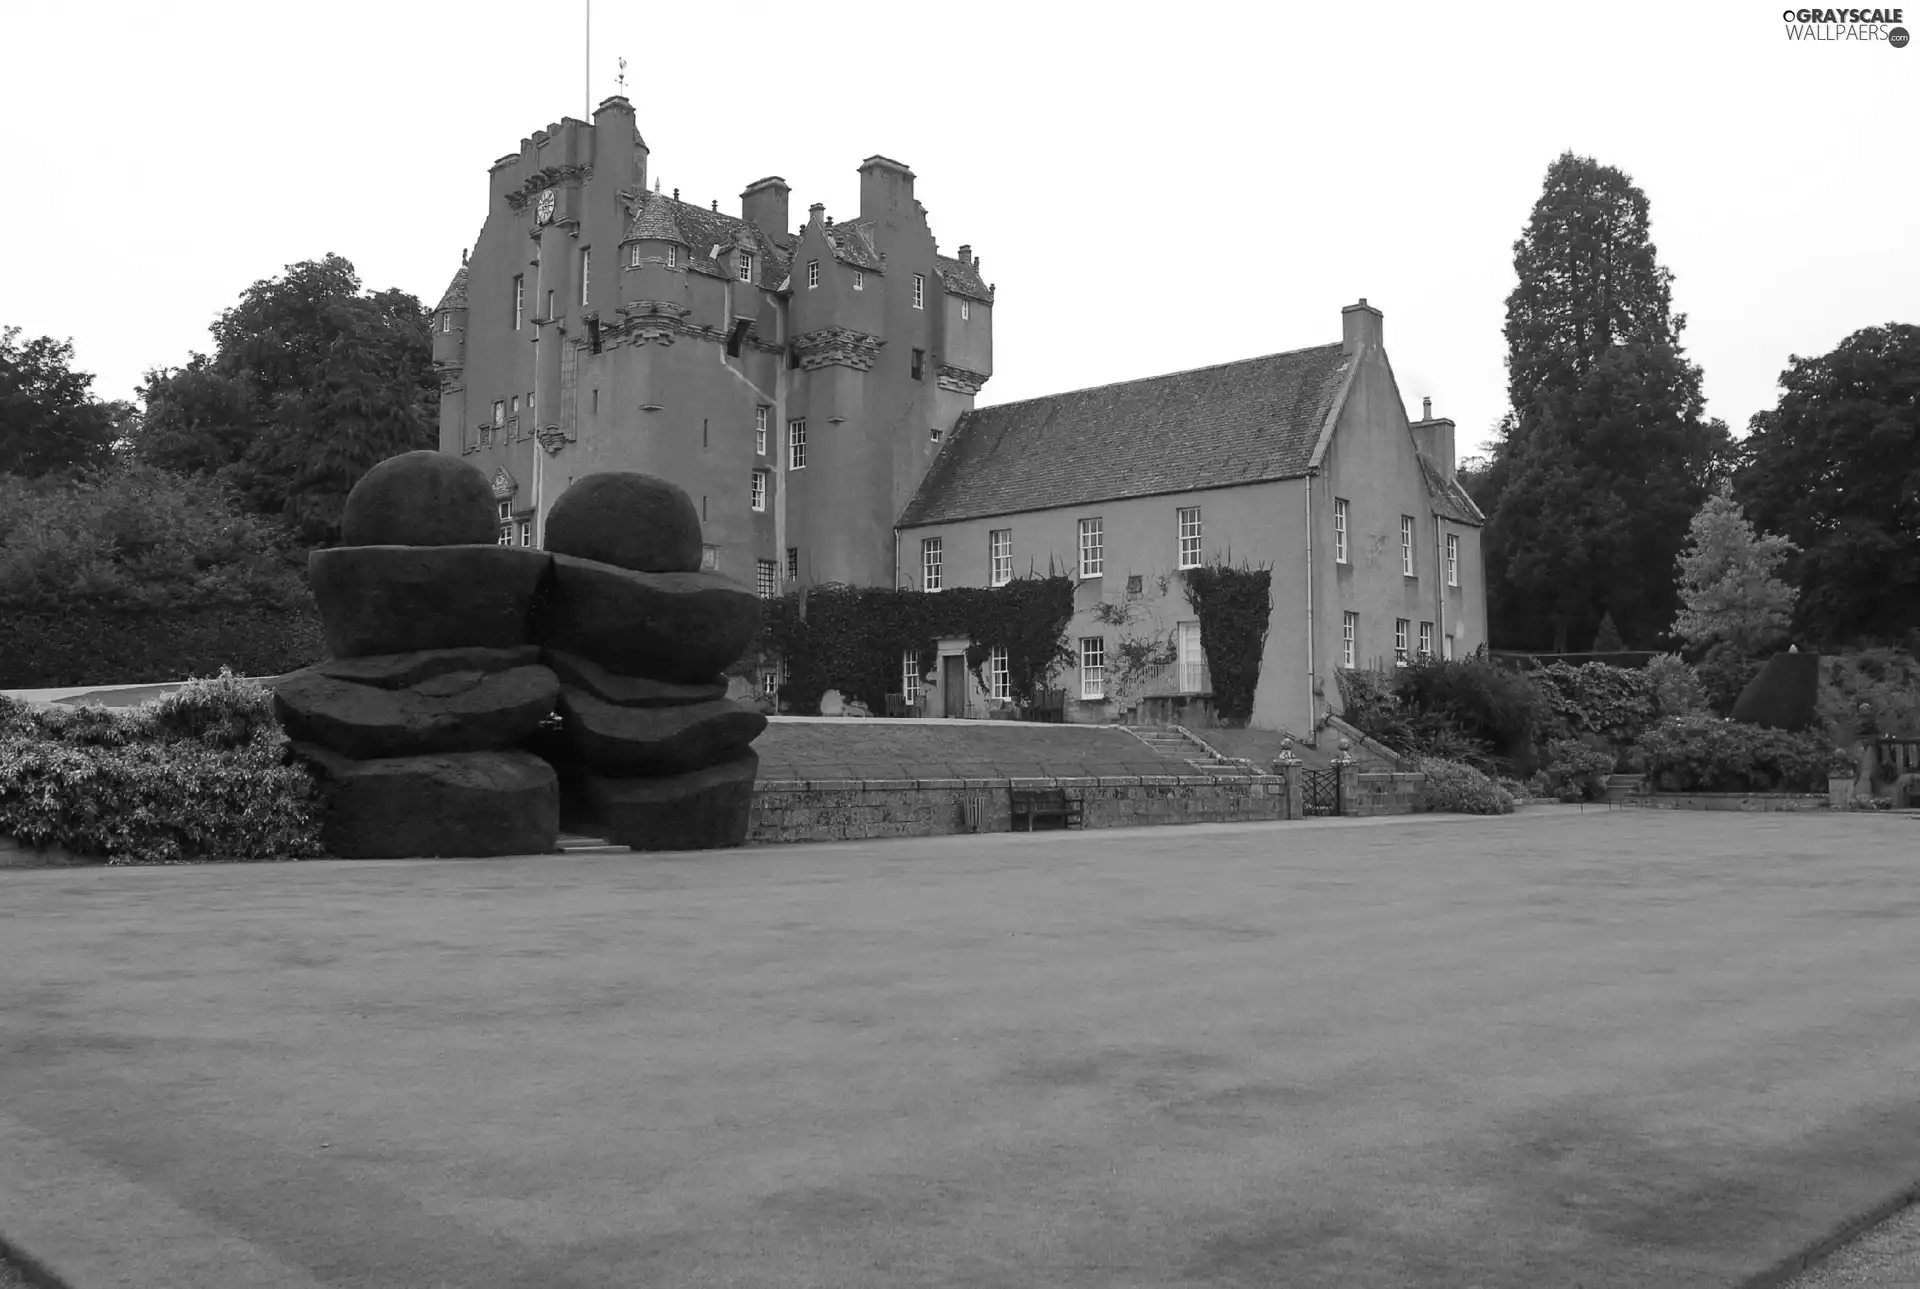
[432,253,470,371]
[620,190,691,308]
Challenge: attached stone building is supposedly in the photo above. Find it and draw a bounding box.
[893,301,1488,734]
[433,96,993,593]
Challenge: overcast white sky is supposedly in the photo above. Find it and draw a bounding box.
[5,1,1914,458]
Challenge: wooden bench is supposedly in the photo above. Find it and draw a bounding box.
[1010,786,1084,831]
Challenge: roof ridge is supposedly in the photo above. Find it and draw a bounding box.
[970,342,1345,414]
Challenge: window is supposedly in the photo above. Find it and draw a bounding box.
[545,289,555,321]
[580,248,591,306]
[519,520,533,547]
[1178,621,1204,693]
[902,649,920,705]
[738,252,754,282]
[853,269,864,290]
[987,645,1010,701]
[667,246,677,269]
[497,524,513,546]
[785,547,798,581]
[788,419,806,469]
[1080,636,1106,699]
[628,243,640,268]
[751,469,768,512]
[763,669,778,697]
[911,348,923,380]
[439,311,451,334]
[1419,621,1434,658]
[497,501,511,522]
[1443,633,1456,661]
[807,259,820,289]
[591,388,598,415]
[755,406,768,456]
[1446,533,1460,587]
[989,529,1012,587]
[701,544,719,571]
[960,300,970,321]
[1177,506,1203,569]
[513,276,524,330]
[912,273,924,309]
[1126,574,1143,599]
[510,394,519,415]
[1343,612,1358,669]
[1333,497,1349,563]
[493,399,506,428]
[1394,618,1410,664]
[1078,517,1104,579]
[1401,515,1416,577]
[921,536,943,592]
[756,559,776,599]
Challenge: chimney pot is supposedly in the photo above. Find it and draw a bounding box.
[1422,397,1431,420]
[672,188,679,200]
[958,244,971,263]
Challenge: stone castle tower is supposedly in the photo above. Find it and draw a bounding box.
[433,95,994,593]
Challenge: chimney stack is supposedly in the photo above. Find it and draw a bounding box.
[857,155,916,221]
[808,201,825,225]
[1410,398,1457,481]
[740,176,790,239]
[1422,396,1431,420]
[1341,298,1383,355]
[957,244,971,265]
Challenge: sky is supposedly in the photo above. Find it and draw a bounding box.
[5,0,1915,460]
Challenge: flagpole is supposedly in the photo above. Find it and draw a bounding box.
[585,0,591,117]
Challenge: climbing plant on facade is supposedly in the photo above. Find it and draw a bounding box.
[1180,563,1272,725]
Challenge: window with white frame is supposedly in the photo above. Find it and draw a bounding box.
[989,529,1012,587]
[788,419,806,469]
[667,245,677,269]
[912,273,924,309]
[1446,532,1459,586]
[807,259,820,289]
[1401,515,1416,576]
[439,311,451,334]
[1177,506,1203,569]
[961,300,970,321]
[988,645,1010,701]
[738,252,754,282]
[755,406,768,456]
[701,544,719,571]
[1343,612,1358,668]
[1080,636,1106,699]
[762,668,778,697]
[1443,633,1456,661]
[921,536,943,591]
[1177,621,1204,693]
[853,269,864,290]
[751,469,768,512]
[513,275,524,330]
[1334,497,1349,563]
[628,243,641,268]
[1419,621,1434,657]
[493,399,506,428]
[1395,618,1410,664]
[580,248,591,306]
[902,649,920,705]
[1078,517,1104,579]
[756,559,776,599]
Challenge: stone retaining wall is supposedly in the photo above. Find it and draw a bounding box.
[1621,792,1834,813]
[1350,772,1425,818]
[748,775,1292,845]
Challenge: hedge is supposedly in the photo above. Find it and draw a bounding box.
[1631,714,1835,794]
[0,604,326,688]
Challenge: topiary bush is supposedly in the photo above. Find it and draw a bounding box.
[1630,714,1833,794]
[0,671,324,864]
[1180,564,1272,726]
[1416,757,1516,815]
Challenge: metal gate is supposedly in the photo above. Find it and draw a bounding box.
[1302,768,1343,817]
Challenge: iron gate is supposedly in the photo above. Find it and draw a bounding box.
[1301,768,1343,817]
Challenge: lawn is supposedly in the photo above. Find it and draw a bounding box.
[1,810,1918,1288]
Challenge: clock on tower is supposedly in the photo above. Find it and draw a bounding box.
[535,188,557,225]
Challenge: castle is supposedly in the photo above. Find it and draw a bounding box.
[433,95,990,594]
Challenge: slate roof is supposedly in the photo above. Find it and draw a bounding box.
[622,191,791,290]
[899,344,1353,527]
[823,219,883,271]
[1418,453,1486,525]
[935,254,992,303]
[435,263,469,311]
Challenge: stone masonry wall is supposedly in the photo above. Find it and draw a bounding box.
[748,775,1292,845]
[1350,772,1425,818]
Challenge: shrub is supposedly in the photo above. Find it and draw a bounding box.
[1533,736,1619,802]
[1695,641,1763,716]
[1416,756,1516,815]
[1816,647,1920,742]
[1399,653,1545,753]
[1645,653,1710,719]
[1530,662,1656,747]
[1335,667,1415,749]
[1630,714,1833,794]
[0,673,324,863]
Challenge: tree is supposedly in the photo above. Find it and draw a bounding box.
[1736,323,1920,644]
[1590,612,1625,653]
[130,255,437,545]
[0,327,131,477]
[1672,485,1798,656]
[1478,153,1729,653]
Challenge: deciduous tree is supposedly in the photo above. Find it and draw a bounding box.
[0,327,130,477]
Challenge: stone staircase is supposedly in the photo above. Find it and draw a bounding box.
[1124,726,1256,775]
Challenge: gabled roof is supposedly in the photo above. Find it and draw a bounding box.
[935,254,991,303]
[823,219,883,271]
[1418,454,1486,526]
[622,191,791,290]
[898,343,1352,528]
[435,263,469,311]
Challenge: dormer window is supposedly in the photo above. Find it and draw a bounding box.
[807,259,820,289]
[853,270,864,291]
[912,274,925,309]
[738,252,754,282]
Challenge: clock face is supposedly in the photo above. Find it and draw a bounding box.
[536,188,557,224]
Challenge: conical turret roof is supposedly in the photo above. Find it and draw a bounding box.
[435,262,469,311]
[626,191,691,245]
